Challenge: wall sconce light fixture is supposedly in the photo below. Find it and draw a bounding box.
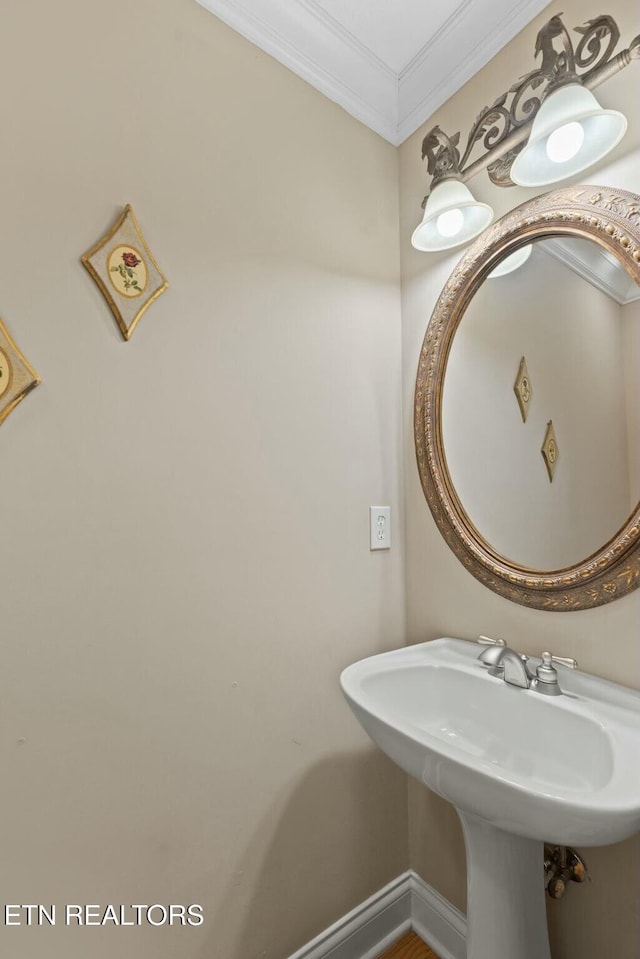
[411,178,493,251]
[412,14,639,252]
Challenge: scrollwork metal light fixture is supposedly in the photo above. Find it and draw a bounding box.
[412,13,639,252]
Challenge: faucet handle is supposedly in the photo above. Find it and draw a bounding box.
[477,635,506,647]
[544,652,578,669]
[477,635,507,669]
[535,652,577,696]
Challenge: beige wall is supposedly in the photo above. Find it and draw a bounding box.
[399,0,640,956]
[3,1,639,956]
[0,1,407,957]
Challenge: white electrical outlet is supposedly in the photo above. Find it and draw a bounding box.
[370,506,391,550]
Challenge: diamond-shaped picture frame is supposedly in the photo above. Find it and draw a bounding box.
[81,205,168,341]
[541,420,558,482]
[513,355,532,422]
[0,317,40,426]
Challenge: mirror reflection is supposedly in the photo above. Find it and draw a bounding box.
[442,236,640,570]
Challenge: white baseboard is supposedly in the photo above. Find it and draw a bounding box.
[288,871,466,959]
[410,873,466,959]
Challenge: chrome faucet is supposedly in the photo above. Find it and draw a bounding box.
[497,647,534,689]
[477,636,533,688]
[477,636,577,696]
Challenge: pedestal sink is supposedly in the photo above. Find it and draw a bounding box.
[340,638,640,959]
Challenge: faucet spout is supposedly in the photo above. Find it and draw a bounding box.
[500,649,532,688]
[478,644,532,688]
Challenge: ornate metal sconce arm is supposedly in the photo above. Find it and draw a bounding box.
[421,15,638,194]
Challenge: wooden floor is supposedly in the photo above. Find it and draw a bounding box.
[377,930,439,959]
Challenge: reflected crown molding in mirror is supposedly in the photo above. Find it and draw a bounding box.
[414,185,640,611]
[541,236,640,305]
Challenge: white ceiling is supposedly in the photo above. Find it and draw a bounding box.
[310,0,462,74]
[195,0,552,145]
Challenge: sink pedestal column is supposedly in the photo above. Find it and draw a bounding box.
[458,811,551,959]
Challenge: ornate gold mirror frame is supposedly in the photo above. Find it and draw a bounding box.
[415,185,640,611]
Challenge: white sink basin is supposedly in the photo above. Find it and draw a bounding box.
[341,638,640,959]
[341,637,640,846]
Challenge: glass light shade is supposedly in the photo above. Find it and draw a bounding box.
[488,244,533,278]
[545,121,584,162]
[511,82,627,187]
[411,179,493,252]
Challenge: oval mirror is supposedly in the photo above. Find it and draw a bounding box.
[415,185,640,610]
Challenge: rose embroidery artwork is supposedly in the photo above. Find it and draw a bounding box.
[82,204,168,339]
[111,250,142,292]
[107,245,148,298]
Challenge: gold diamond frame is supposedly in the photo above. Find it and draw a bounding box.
[514,356,532,422]
[82,205,168,341]
[0,317,40,426]
[541,420,558,482]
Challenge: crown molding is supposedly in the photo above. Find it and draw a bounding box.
[194,0,398,142]
[397,0,551,143]
[195,0,551,146]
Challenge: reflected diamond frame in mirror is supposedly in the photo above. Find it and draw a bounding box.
[541,420,558,482]
[514,355,532,422]
[415,184,640,611]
